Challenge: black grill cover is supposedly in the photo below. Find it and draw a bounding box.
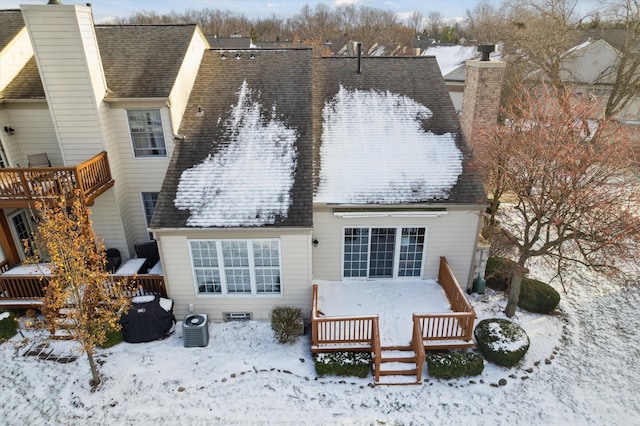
[120,295,175,343]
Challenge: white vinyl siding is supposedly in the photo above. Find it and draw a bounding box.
[190,239,282,296]
[127,109,167,157]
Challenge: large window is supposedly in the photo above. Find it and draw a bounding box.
[127,110,167,157]
[343,227,426,279]
[190,239,281,295]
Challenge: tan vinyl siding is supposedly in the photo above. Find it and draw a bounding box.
[89,188,128,257]
[168,29,208,135]
[22,5,109,165]
[312,205,482,286]
[0,28,33,91]
[156,229,313,321]
[2,104,61,166]
[106,105,173,249]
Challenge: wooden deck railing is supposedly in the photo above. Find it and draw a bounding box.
[0,272,167,309]
[0,151,114,208]
[413,257,476,348]
[411,314,426,381]
[311,284,381,355]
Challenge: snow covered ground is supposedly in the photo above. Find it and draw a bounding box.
[1,261,639,425]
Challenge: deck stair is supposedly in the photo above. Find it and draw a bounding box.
[374,345,423,386]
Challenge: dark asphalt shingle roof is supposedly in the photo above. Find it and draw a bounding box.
[152,52,485,229]
[0,10,24,51]
[312,56,486,206]
[2,24,198,99]
[97,25,197,98]
[150,48,314,229]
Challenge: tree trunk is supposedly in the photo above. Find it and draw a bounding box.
[85,346,101,386]
[504,269,524,318]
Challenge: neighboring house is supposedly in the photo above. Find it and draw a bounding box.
[0,5,209,267]
[557,38,639,122]
[0,3,506,325]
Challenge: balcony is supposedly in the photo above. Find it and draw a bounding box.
[0,152,114,208]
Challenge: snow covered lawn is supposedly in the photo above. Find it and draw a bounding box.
[1,262,639,424]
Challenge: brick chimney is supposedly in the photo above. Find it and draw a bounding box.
[460,45,506,146]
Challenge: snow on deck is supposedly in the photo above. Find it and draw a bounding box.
[174,80,297,227]
[315,279,453,346]
[314,86,462,204]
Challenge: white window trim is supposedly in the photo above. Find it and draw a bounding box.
[189,239,283,297]
[126,109,168,159]
[341,226,428,280]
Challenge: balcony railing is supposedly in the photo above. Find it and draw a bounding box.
[0,272,167,309]
[0,151,114,208]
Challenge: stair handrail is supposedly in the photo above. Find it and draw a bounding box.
[412,314,426,383]
[372,316,381,383]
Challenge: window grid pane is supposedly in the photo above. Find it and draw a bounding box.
[191,241,221,294]
[369,228,396,278]
[127,110,167,157]
[344,228,369,277]
[255,269,281,293]
[195,269,221,294]
[225,269,251,293]
[398,227,425,277]
[222,241,251,293]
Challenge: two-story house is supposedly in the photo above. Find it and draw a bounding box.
[0,3,505,334]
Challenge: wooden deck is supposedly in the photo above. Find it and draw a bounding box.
[0,151,114,208]
[0,263,167,309]
[310,256,476,385]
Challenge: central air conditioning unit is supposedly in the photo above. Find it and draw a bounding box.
[183,314,209,347]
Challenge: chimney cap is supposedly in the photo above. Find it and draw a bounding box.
[477,44,495,61]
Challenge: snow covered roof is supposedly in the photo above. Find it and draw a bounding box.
[151,49,314,229]
[422,45,478,76]
[152,51,486,229]
[312,56,486,206]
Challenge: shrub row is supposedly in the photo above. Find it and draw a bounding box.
[426,350,484,378]
[314,351,372,378]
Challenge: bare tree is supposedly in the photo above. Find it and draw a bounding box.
[426,11,444,39]
[407,11,424,36]
[289,3,338,45]
[476,85,640,317]
[465,0,507,44]
[603,0,640,120]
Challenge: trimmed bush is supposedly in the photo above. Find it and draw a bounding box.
[426,350,484,379]
[474,318,530,367]
[485,257,517,291]
[0,311,18,342]
[314,352,371,378]
[518,277,561,314]
[271,306,304,344]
